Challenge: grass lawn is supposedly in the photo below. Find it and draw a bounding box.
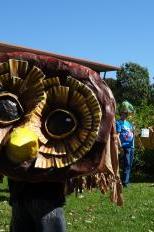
[0,178,153,232]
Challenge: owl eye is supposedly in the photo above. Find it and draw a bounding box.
[45,109,77,139]
[0,92,24,125]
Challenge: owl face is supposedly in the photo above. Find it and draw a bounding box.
[0,56,102,169]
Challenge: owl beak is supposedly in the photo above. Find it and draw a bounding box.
[5,127,39,163]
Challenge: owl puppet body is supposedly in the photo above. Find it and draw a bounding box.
[0,52,122,205]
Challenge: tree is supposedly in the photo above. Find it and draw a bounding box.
[149,79,154,105]
[116,62,150,105]
[105,78,119,100]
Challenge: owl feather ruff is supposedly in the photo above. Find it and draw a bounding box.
[0,52,123,206]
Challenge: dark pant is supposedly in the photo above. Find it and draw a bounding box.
[122,147,134,186]
[10,199,66,232]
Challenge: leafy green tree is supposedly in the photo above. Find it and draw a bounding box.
[132,104,154,129]
[105,78,119,100]
[149,82,154,105]
[116,62,150,105]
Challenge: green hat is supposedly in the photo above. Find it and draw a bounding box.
[120,101,134,113]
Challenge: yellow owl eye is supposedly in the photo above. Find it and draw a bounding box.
[0,92,24,125]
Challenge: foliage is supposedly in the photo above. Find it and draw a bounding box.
[116,62,150,105]
[132,148,154,181]
[142,149,154,176]
[132,147,145,175]
[149,83,154,104]
[105,78,119,100]
[131,104,154,129]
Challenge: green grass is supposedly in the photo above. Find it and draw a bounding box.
[0,178,153,231]
[65,183,154,232]
[0,177,11,231]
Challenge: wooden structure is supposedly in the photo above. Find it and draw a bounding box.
[0,42,120,74]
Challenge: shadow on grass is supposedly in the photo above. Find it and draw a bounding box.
[132,174,154,183]
[0,188,9,193]
[0,195,9,202]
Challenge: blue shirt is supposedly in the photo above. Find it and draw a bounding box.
[116,120,134,148]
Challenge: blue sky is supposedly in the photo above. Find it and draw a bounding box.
[0,0,154,83]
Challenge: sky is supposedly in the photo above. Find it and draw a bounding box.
[0,0,154,83]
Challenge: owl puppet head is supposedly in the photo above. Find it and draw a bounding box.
[0,52,122,205]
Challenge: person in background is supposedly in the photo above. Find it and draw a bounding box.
[116,101,135,187]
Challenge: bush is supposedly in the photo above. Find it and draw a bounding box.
[132,148,154,181]
[132,104,154,129]
[142,149,154,176]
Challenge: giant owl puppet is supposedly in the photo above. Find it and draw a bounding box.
[0,51,123,205]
